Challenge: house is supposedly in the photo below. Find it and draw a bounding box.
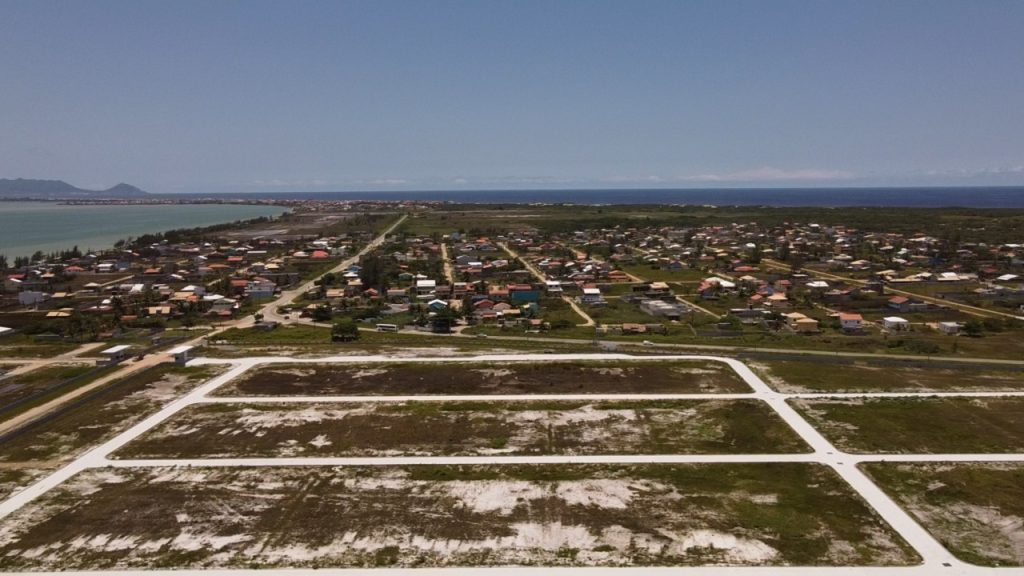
[509,284,540,303]
[640,299,687,320]
[882,316,910,331]
[246,277,276,300]
[887,296,911,313]
[168,345,196,365]
[782,312,819,333]
[545,280,564,294]
[415,279,437,298]
[98,344,132,366]
[18,291,49,306]
[580,287,604,305]
[938,321,961,335]
[839,313,864,332]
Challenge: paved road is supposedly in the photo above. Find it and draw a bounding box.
[0,215,408,438]
[260,214,408,324]
[762,258,1024,321]
[0,567,1016,576]
[399,328,1024,367]
[498,241,596,327]
[6,352,1022,573]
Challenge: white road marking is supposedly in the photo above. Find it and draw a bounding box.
[2,353,1024,574]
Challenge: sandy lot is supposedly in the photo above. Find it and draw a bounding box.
[214,360,751,396]
[864,462,1024,566]
[113,399,809,459]
[0,464,918,569]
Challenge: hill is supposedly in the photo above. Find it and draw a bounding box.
[0,178,149,199]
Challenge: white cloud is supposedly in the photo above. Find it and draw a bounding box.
[681,166,855,183]
[924,165,1024,178]
[248,178,333,188]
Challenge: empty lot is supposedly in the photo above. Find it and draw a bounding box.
[0,464,917,569]
[863,462,1024,566]
[214,361,751,396]
[791,397,1024,454]
[114,399,808,459]
[753,360,1024,393]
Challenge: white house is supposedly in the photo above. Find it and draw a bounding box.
[98,344,132,365]
[580,287,604,304]
[18,291,49,306]
[882,316,909,331]
[168,344,196,365]
[415,279,437,298]
[246,277,277,300]
[938,321,962,335]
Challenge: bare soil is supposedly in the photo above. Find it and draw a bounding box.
[0,464,918,569]
[214,361,750,396]
[113,399,809,459]
[864,462,1024,566]
[791,397,1024,454]
[0,364,227,463]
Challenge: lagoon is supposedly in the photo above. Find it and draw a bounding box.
[0,202,287,259]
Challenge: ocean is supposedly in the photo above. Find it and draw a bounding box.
[189,186,1024,207]
[0,202,287,260]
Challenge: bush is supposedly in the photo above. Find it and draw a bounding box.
[549,319,574,330]
[904,339,942,355]
[331,319,360,342]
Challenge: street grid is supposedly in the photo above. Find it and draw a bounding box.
[1,353,1023,575]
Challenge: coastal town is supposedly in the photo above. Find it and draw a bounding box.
[3,202,1022,358]
[0,202,1023,573]
[4,1,1024,573]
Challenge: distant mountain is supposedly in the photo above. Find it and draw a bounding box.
[0,178,149,199]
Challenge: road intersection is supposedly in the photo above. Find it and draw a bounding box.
[2,353,1024,573]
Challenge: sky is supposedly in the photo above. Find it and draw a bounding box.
[1,0,1023,194]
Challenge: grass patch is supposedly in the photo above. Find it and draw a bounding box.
[0,364,226,463]
[214,360,750,396]
[863,462,1024,566]
[0,463,918,569]
[753,359,1024,393]
[114,399,808,459]
[791,397,1024,454]
[0,364,116,424]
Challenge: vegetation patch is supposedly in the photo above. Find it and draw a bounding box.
[114,399,808,459]
[214,360,750,396]
[791,397,1024,454]
[753,359,1024,393]
[0,364,227,463]
[0,463,918,569]
[0,468,45,501]
[863,462,1024,566]
[0,364,96,408]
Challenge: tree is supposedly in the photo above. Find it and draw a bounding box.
[331,319,360,342]
[312,304,333,323]
[0,254,7,270]
[788,254,805,275]
[961,319,983,337]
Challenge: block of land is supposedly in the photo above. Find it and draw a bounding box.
[791,397,1024,454]
[212,360,750,396]
[113,399,809,459]
[863,462,1024,566]
[753,359,1024,393]
[0,464,918,569]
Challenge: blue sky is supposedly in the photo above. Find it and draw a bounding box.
[2,0,1023,193]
